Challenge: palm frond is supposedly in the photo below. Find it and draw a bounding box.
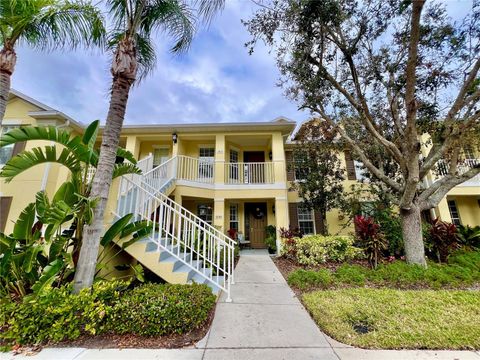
[10,0,106,51]
[116,147,137,164]
[142,0,195,54]
[193,0,224,24]
[0,146,81,182]
[112,162,142,179]
[0,126,98,165]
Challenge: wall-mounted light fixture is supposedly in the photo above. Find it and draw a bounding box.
[172,132,178,144]
[269,151,273,160]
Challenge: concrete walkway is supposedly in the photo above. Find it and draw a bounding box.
[5,250,480,359]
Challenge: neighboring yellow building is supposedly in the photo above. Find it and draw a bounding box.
[1,90,479,297]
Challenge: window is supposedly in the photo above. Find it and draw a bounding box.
[463,146,475,160]
[0,125,19,166]
[293,153,310,181]
[197,204,213,225]
[198,147,214,179]
[229,149,239,180]
[229,204,239,231]
[447,200,461,226]
[354,160,368,181]
[297,206,315,235]
[153,147,169,167]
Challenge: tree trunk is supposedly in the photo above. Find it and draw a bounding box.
[73,39,137,293]
[400,204,427,267]
[0,46,17,125]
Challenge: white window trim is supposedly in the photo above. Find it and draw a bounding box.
[297,206,316,234]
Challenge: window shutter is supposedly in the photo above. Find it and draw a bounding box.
[288,202,299,229]
[285,151,295,181]
[11,141,26,157]
[344,150,357,180]
[314,210,325,235]
[0,197,13,232]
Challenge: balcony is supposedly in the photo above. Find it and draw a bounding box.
[435,158,480,187]
[224,162,276,184]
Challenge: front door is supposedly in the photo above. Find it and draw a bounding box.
[245,203,267,248]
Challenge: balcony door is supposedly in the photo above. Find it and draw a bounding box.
[243,151,265,183]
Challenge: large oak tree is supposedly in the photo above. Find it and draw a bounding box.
[245,0,480,266]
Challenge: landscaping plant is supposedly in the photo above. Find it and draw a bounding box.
[354,215,387,269]
[279,226,302,259]
[456,224,480,249]
[265,225,277,253]
[425,219,460,263]
[295,235,363,266]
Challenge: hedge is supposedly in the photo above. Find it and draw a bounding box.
[0,281,216,348]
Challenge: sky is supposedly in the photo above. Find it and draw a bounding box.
[10,0,473,126]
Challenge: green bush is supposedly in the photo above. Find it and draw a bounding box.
[106,283,216,336]
[334,264,367,286]
[295,235,363,266]
[286,250,480,290]
[288,269,333,290]
[0,281,129,346]
[0,282,216,347]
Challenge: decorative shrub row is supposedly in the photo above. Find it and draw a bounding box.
[283,235,363,266]
[0,281,216,347]
[287,250,480,290]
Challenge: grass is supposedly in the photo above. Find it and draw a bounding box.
[287,250,480,290]
[303,288,480,349]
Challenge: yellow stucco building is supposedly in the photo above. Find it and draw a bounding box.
[1,90,479,296]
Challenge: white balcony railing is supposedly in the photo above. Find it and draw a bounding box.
[177,155,214,183]
[435,158,479,186]
[224,162,275,184]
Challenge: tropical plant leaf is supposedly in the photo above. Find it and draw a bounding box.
[31,259,64,295]
[35,191,50,220]
[0,146,82,182]
[112,163,142,179]
[100,214,133,247]
[0,233,15,254]
[116,147,137,164]
[12,203,36,241]
[120,220,152,239]
[82,120,100,149]
[53,182,77,206]
[23,245,43,274]
[49,237,68,259]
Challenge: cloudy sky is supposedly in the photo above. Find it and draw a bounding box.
[11,0,472,126]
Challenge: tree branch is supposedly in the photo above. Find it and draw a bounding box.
[314,105,403,193]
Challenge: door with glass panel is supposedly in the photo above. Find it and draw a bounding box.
[198,147,214,181]
[228,149,239,182]
[152,147,170,188]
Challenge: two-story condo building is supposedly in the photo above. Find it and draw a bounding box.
[1,90,479,298]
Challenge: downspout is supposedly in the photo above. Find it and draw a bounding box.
[40,120,70,191]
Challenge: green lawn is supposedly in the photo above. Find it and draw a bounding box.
[303,288,480,350]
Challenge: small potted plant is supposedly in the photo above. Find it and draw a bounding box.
[265,225,277,254]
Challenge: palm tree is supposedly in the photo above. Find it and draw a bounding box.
[73,0,225,293]
[0,0,105,124]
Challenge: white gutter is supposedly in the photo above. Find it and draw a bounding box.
[40,120,70,191]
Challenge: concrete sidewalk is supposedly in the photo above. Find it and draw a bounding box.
[5,250,480,360]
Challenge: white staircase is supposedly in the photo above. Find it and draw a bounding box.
[115,155,236,301]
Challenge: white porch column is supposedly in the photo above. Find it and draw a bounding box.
[214,198,225,232]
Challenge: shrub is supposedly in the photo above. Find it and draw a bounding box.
[0,282,216,347]
[106,283,216,336]
[265,225,277,252]
[288,269,333,290]
[279,227,302,259]
[456,225,480,249]
[425,219,460,262]
[354,215,388,268]
[295,235,363,266]
[0,281,130,346]
[334,264,367,286]
[374,209,403,257]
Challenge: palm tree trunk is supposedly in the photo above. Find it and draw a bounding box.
[0,46,17,125]
[73,38,136,293]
